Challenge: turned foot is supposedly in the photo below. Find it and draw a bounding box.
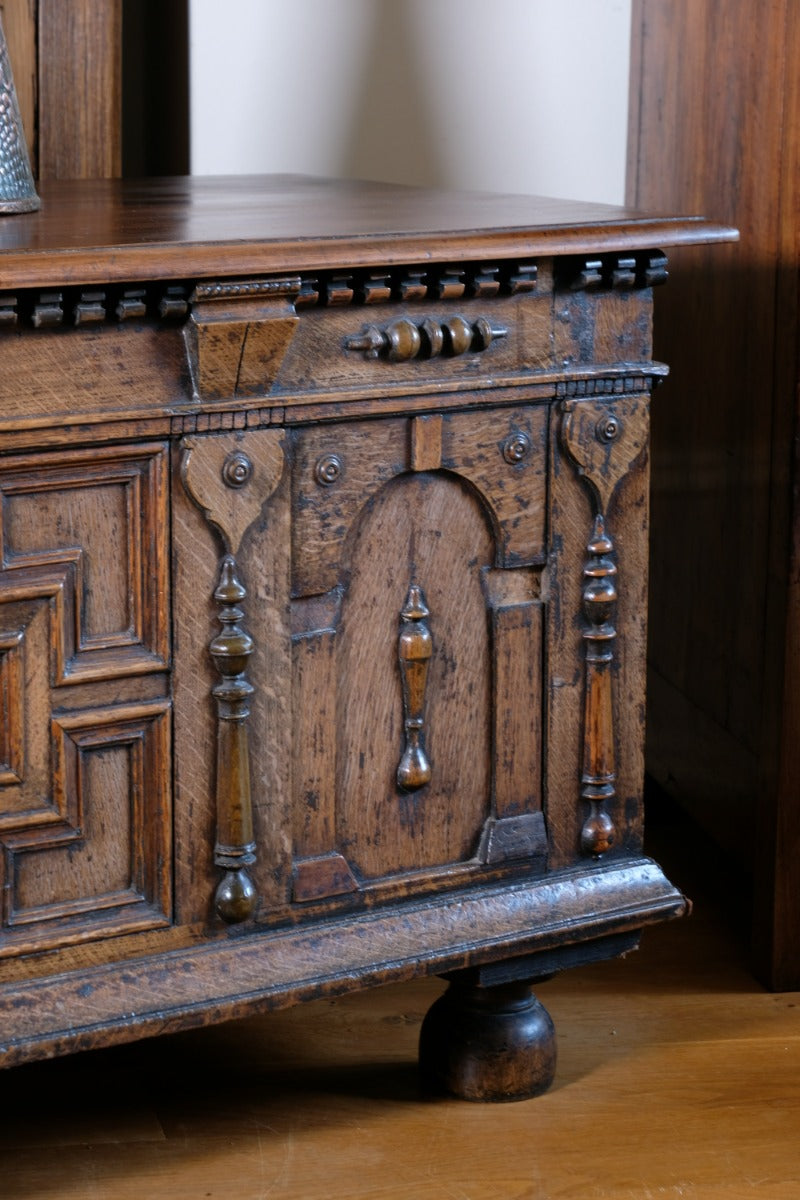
[419,978,556,1102]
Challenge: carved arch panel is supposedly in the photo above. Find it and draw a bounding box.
[290,406,549,903]
[335,470,494,879]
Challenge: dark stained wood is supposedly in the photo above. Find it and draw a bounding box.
[628,0,800,988]
[0,175,732,1093]
[37,0,121,180]
[180,431,286,924]
[121,0,189,178]
[206,554,258,925]
[0,850,795,1199]
[0,443,171,958]
[335,472,493,879]
[2,0,123,181]
[396,584,434,792]
[419,978,557,1102]
[0,176,735,289]
[562,394,650,860]
[757,0,800,995]
[0,858,687,1068]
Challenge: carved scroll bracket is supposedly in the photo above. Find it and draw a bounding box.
[181,430,285,557]
[181,430,285,923]
[560,396,649,859]
[561,395,648,516]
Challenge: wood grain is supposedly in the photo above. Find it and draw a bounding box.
[0,857,686,1068]
[0,442,171,957]
[37,0,121,180]
[0,174,733,1091]
[628,0,800,987]
[0,830,790,1199]
[0,176,735,288]
[336,472,493,878]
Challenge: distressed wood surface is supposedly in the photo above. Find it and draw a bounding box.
[0,857,686,1068]
[0,831,791,1200]
[0,176,734,1090]
[171,435,294,927]
[0,443,171,959]
[335,472,493,880]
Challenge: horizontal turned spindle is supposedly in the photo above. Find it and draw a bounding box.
[346,315,507,361]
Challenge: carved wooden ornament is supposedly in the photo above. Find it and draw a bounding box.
[181,430,285,922]
[397,584,433,791]
[209,554,257,923]
[181,430,285,557]
[561,396,648,858]
[185,278,300,402]
[561,396,648,516]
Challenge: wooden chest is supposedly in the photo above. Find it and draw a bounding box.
[0,177,735,1099]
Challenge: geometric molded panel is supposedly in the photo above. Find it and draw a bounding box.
[0,628,24,786]
[0,585,76,831]
[0,595,60,827]
[0,442,173,960]
[0,442,170,682]
[0,700,172,956]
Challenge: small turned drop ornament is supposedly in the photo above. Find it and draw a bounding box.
[396,584,433,791]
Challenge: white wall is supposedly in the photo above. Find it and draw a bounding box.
[189,0,631,204]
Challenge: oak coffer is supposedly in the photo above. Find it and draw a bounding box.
[0,177,735,1100]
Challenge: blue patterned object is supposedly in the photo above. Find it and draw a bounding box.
[0,14,39,214]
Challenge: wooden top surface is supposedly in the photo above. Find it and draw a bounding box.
[0,175,738,289]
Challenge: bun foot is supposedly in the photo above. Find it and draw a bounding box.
[419,979,556,1102]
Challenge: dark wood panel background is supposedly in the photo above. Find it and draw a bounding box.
[627,0,800,988]
[1,0,188,179]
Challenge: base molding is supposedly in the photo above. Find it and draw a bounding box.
[0,856,686,1069]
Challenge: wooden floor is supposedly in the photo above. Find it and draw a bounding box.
[1,809,798,1200]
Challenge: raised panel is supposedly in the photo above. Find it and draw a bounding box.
[0,590,63,827]
[486,573,544,819]
[0,701,171,955]
[336,472,494,879]
[0,629,24,786]
[0,442,170,680]
[290,409,550,898]
[0,442,172,957]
